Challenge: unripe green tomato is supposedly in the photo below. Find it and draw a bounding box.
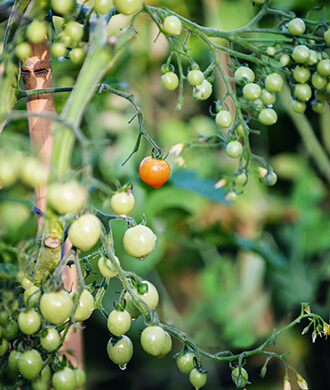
[216,111,233,128]
[51,0,76,15]
[107,335,133,365]
[18,349,43,381]
[264,171,277,186]
[280,53,291,67]
[235,172,248,185]
[107,309,131,336]
[234,66,255,84]
[227,191,238,203]
[187,69,204,86]
[326,82,330,94]
[261,89,276,105]
[0,338,9,355]
[69,47,84,64]
[52,367,77,390]
[266,46,276,56]
[51,42,66,57]
[163,15,182,36]
[124,280,159,318]
[315,89,330,101]
[3,320,18,340]
[312,72,327,90]
[292,99,306,114]
[236,124,245,137]
[15,42,31,59]
[31,366,51,390]
[293,66,310,83]
[189,368,207,390]
[193,79,213,100]
[71,289,95,322]
[47,182,87,214]
[94,0,112,15]
[40,290,73,325]
[287,18,306,35]
[253,98,264,108]
[226,141,243,158]
[161,72,179,91]
[317,59,330,77]
[111,191,135,214]
[140,326,166,356]
[0,310,10,326]
[307,50,318,65]
[259,108,278,125]
[60,32,72,46]
[65,21,83,42]
[68,214,101,251]
[231,367,249,388]
[74,368,86,388]
[98,256,119,278]
[18,309,41,335]
[24,286,41,307]
[292,45,310,63]
[294,83,312,102]
[123,224,157,259]
[26,21,47,43]
[113,0,143,15]
[8,351,21,374]
[40,327,60,351]
[21,275,34,289]
[265,73,284,93]
[20,157,48,187]
[324,28,330,45]
[177,352,195,374]
[312,100,327,113]
[242,83,261,100]
[157,331,172,358]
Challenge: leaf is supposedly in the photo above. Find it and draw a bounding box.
[171,170,228,203]
[0,262,18,280]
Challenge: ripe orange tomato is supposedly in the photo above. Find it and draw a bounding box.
[139,156,170,188]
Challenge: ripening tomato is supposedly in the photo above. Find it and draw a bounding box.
[139,156,170,188]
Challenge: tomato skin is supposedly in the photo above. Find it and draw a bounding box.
[140,326,166,356]
[187,70,204,86]
[234,66,255,84]
[114,0,142,15]
[68,213,101,251]
[124,280,159,318]
[18,349,43,381]
[157,331,172,358]
[51,0,76,15]
[94,0,112,15]
[26,21,47,44]
[18,309,41,335]
[123,224,157,259]
[107,309,131,336]
[71,289,95,322]
[111,191,135,214]
[177,352,195,374]
[287,18,306,35]
[292,45,310,63]
[8,350,21,374]
[98,256,120,278]
[47,182,87,214]
[292,99,306,114]
[258,108,278,125]
[139,156,170,188]
[52,367,77,390]
[0,338,8,355]
[189,368,207,389]
[74,368,86,388]
[163,15,182,36]
[215,111,233,128]
[231,367,249,388]
[193,79,213,100]
[293,66,310,83]
[317,59,330,77]
[242,83,262,100]
[107,335,133,365]
[40,328,61,351]
[265,73,284,93]
[15,42,31,59]
[161,72,179,90]
[31,365,51,390]
[226,141,243,158]
[294,83,312,102]
[40,290,73,325]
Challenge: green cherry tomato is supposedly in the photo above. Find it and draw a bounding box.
[280,53,291,67]
[215,111,233,128]
[40,290,73,325]
[21,275,34,289]
[266,46,276,56]
[107,335,133,365]
[123,224,157,259]
[157,331,172,358]
[51,0,76,15]
[40,328,61,351]
[177,352,195,374]
[107,309,131,336]
[265,73,284,93]
[94,0,112,15]
[68,213,101,251]
[113,0,143,15]
[20,157,48,187]
[26,21,47,44]
[226,141,243,158]
[111,191,135,214]
[47,182,87,214]
[0,310,10,326]
[287,18,306,35]
[189,368,207,390]
[124,280,159,318]
[15,42,31,59]
[163,15,182,36]
[231,367,249,388]
[307,50,318,65]
[315,89,330,101]
[65,21,83,42]
[292,45,310,63]
[161,72,179,91]
[69,47,84,64]
[74,368,86,388]
[52,367,77,390]
[235,172,248,185]
[227,191,238,203]
[324,28,330,45]
[292,99,306,114]
[18,309,41,335]
[234,66,255,84]
[261,89,276,105]
[294,83,312,102]
[242,83,261,100]
[18,349,43,381]
[140,326,166,356]
[51,42,66,57]
[312,100,327,113]
[0,338,9,355]
[259,108,278,125]
[317,59,330,77]
[31,366,51,390]
[193,79,213,100]
[71,289,95,322]
[264,171,278,186]
[98,256,120,278]
[8,350,21,374]
[312,72,327,89]
[236,124,245,137]
[24,286,41,307]
[187,70,204,86]
[293,66,310,83]
[3,320,18,340]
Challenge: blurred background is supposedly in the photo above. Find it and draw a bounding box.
[0,0,329,389]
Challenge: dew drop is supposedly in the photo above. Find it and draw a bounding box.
[119,363,127,371]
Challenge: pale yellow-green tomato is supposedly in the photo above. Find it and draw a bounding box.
[40,290,73,325]
[71,289,95,322]
[113,0,143,15]
[157,331,172,358]
[98,256,120,278]
[123,224,157,259]
[110,191,135,214]
[163,15,182,36]
[47,182,87,214]
[124,280,159,318]
[193,79,213,100]
[107,309,131,336]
